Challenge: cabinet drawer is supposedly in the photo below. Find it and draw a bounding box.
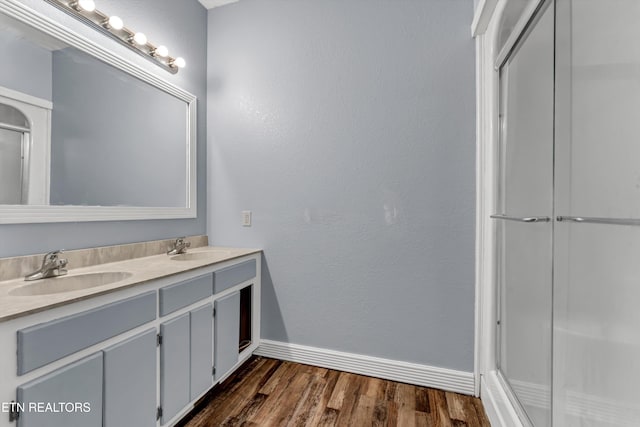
[17,291,156,375]
[159,274,212,316]
[213,260,256,293]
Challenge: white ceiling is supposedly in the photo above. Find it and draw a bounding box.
[198,0,240,9]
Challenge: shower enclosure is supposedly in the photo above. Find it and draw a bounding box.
[491,0,640,425]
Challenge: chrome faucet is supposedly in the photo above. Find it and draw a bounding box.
[167,237,191,255]
[25,250,68,281]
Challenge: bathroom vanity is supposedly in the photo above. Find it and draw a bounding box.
[0,2,260,425]
[0,238,261,427]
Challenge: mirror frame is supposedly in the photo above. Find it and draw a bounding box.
[0,0,197,224]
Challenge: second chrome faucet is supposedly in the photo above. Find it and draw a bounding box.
[167,238,191,255]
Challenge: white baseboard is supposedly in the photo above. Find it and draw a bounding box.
[255,339,475,396]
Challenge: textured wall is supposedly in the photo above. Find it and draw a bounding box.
[0,0,207,257]
[207,0,476,371]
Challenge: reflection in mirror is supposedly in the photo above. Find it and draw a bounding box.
[0,11,192,209]
[0,105,28,204]
[49,48,187,207]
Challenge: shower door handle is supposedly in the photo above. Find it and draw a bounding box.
[490,214,551,223]
[557,216,640,226]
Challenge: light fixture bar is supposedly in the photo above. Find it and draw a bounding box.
[42,0,185,74]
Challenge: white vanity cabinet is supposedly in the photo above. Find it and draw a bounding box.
[0,253,261,427]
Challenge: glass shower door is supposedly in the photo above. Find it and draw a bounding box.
[495,3,554,426]
[553,0,640,425]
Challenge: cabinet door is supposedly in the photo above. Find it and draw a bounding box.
[160,313,190,424]
[214,292,239,381]
[190,303,213,399]
[103,329,157,427]
[17,352,103,427]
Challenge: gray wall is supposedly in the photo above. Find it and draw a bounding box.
[207,0,476,371]
[0,27,52,101]
[0,0,207,257]
[50,48,186,207]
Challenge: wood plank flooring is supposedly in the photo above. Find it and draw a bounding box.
[178,357,490,427]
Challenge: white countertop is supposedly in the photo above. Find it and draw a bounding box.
[0,246,260,322]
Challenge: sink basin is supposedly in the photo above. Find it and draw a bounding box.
[170,250,231,261]
[9,272,133,296]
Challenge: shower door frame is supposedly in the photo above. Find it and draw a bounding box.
[472,0,551,426]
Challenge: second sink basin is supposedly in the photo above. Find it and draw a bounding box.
[9,272,133,296]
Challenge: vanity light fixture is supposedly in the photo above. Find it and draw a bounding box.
[171,57,187,69]
[152,45,169,58]
[130,32,147,46]
[102,15,123,31]
[71,0,95,12]
[43,0,185,74]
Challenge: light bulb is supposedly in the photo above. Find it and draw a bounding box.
[132,32,147,45]
[77,0,95,12]
[155,45,169,58]
[173,57,186,68]
[107,16,123,30]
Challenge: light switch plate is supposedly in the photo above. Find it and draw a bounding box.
[242,211,251,227]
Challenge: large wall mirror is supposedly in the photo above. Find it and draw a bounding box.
[0,1,196,223]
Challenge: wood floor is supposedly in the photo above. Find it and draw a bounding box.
[179,357,490,427]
